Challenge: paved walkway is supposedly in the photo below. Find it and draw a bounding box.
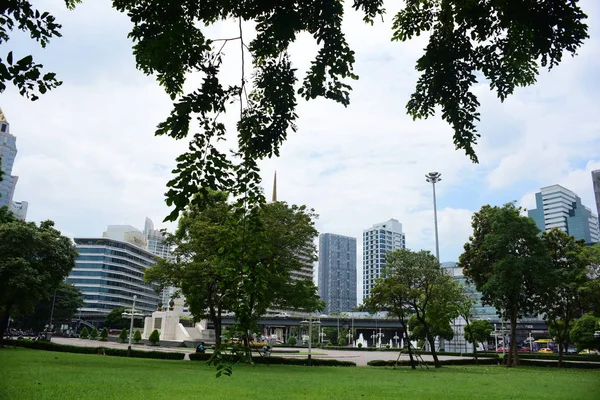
[50,338,475,366]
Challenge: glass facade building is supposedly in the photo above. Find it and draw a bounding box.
[527,184,599,244]
[593,170,600,226]
[362,219,406,301]
[318,233,357,314]
[67,238,160,321]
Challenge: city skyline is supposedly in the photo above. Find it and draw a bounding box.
[2,1,600,267]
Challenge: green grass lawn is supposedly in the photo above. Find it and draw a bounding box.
[1,348,598,400]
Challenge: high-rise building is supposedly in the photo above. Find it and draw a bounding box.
[592,170,600,225]
[318,233,357,314]
[0,108,27,219]
[67,236,160,322]
[362,219,406,301]
[528,184,599,244]
[144,218,173,260]
[143,217,182,309]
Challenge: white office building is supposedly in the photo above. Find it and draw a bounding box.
[362,219,406,301]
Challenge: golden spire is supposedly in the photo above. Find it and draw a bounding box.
[0,107,6,123]
[272,171,277,202]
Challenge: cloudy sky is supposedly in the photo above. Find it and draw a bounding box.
[4,1,600,297]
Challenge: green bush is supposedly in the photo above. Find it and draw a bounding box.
[357,343,362,348]
[100,328,108,341]
[119,329,128,343]
[188,353,356,367]
[149,329,160,345]
[338,338,347,347]
[80,327,89,339]
[90,328,99,339]
[287,337,297,346]
[133,330,142,343]
[367,358,498,367]
[4,339,185,360]
[386,344,390,349]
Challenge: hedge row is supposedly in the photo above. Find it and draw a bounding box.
[519,359,600,369]
[189,353,355,366]
[367,358,498,367]
[4,339,185,360]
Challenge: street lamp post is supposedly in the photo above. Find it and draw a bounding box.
[425,172,442,260]
[127,295,137,357]
[301,314,320,366]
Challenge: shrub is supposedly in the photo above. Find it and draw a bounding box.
[90,328,99,340]
[386,344,390,349]
[4,339,185,360]
[188,353,356,367]
[287,337,297,346]
[357,342,362,348]
[119,329,128,343]
[80,327,89,339]
[149,329,160,345]
[133,329,142,343]
[338,338,347,347]
[100,328,108,341]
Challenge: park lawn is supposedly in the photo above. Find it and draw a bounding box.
[0,348,598,400]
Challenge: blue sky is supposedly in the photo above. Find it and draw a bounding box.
[3,1,600,297]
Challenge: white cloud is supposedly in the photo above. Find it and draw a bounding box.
[3,0,600,302]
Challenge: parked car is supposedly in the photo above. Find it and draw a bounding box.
[578,349,599,355]
[496,347,509,353]
[518,347,531,352]
[538,348,553,353]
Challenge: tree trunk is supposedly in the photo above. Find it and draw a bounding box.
[506,313,519,367]
[426,334,441,368]
[403,326,416,370]
[0,304,13,347]
[473,341,479,365]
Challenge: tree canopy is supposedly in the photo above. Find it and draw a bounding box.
[540,228,592,366]
[144,191,323,360]
[0,218,78,345]
[13,281,83,332]
[366,248,465,368]
[2,1,590,220]
[460,203,553,367]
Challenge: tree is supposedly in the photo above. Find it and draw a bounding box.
[570,313,600,351]
[12,281,83,333]
[80,326,89,339]
[0,1,81,100]
[104,307,129,330]
[366,249,461,368]
[0,219,78,346]
[464,320,493,364]
[90,327,98,339]
[133,329,142,343]
[119,328,128,343]
[144,191,323,358]
[149,329,160,345]
[579,244,600,316]
[100,328,108,341]
[540,229,591,367]
[460,203,553,367]
[4,3,589,221]
[287,336,297,346]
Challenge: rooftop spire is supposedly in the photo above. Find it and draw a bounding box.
[272,171,277,202]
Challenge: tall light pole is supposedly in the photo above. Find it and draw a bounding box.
[301,314,320,366]
[425,172,442,260]
[127,295,137,357]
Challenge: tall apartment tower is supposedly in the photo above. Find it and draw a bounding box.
[318,233,357,314]
[362,219,406,301]
[0,108,28,220]
[592,170,600,225]
[0,108,16,207]
[528,184,600,244]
